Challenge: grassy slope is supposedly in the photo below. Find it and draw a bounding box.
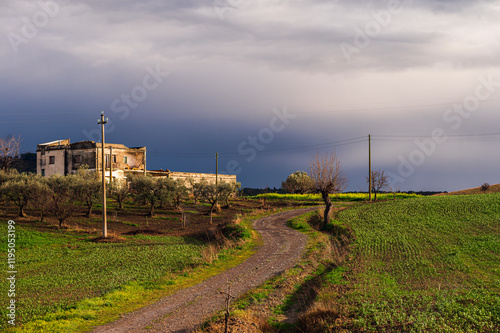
[303,194,500,332]
[444,183,500,196]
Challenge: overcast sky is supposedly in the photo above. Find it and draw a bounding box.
[2,0,500,191]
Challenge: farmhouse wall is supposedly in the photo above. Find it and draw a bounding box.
[147,170,237,187]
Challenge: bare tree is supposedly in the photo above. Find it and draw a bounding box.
[309,152,348,228]
[367,169,389,200]
[0,136,22,170]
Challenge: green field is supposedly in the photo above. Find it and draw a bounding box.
[252,192,421,202]
[303,193,500,332]
[0,229,205,330]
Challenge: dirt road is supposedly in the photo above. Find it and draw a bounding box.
[90,208,314,333]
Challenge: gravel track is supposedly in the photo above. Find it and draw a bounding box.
[90,208,315,333]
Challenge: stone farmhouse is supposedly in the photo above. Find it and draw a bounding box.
[36,139,237,186]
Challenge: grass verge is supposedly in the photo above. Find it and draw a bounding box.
[199,209,351,332]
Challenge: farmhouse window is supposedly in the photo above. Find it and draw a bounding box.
[41,169,45,176]
[124,156,128,164]
[49,156,55,164]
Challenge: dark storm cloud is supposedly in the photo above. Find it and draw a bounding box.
[1,0,500,190]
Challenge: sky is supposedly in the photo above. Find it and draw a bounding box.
[1,0,500,191]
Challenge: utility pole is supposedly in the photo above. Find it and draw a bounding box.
[368,134,372,202]
[98,112,108,238]
[216,152,219,186]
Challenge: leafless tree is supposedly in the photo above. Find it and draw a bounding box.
[367,169,389,200]
[309,152,348,228]
[0,136,22,170]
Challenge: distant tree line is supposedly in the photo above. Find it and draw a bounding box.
[0,167,240,228]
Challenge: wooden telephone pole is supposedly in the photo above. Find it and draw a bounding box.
[98,112,108,238]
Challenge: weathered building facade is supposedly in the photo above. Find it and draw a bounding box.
[36,139,237,186]
[37,139,146,179]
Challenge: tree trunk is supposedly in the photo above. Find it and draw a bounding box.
[321,191,332,228]
[85,204,93,217]
[19,205,26,217]
[149,201,155,217]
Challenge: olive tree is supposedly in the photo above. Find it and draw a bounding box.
[282,171,314,194]
[27,175,53,223]
[130,175,167,216]
[169,179,189,210]
[47,175,80,228]
[198,181,238,223]
[75,166,102,217]
[0,172,31,217]
[218,182,241,208]
[310,152,347,228]
[108,178,131,209]
[189,178,204,204]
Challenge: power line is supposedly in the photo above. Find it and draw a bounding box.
[148,136,368,158]
[373,132,500,143]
